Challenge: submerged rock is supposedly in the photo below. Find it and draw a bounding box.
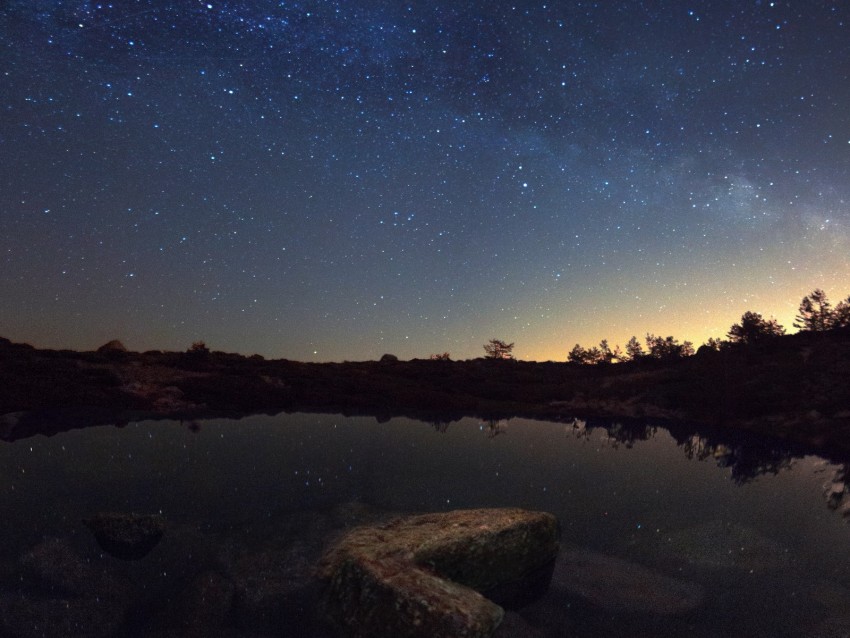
[1,538,132,638]
[84,512,166,560]
[0,594,126,638]
[21,538,97,595]
[318,508,560,638]
[552,549,704,614]
[168,570,236,638]
[231,543,319,633]
[662,520,790,571]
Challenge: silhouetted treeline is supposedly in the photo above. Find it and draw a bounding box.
[566,288,850,365]
[4,324,850,453]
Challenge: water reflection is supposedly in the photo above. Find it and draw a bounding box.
[2,411,850,636]
[427,413,850,519]
[560,416,850,517]
[573,418,798,486]
[4,410,850,521]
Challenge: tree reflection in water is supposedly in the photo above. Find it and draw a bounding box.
[482,418,508,438]
[602,421,658,450]
[558,416,850,517]
[429,420,451,434]
[428,417,508,438]
[680,435,793,485]
[422,414,850,518]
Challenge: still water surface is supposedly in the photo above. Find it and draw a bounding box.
[2,413,850,636]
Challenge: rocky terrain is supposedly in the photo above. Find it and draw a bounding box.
[2,502,848,637]
[2,329,850,453]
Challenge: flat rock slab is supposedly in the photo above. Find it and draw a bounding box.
[318,508,560,638]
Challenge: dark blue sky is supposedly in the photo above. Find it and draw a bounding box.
[2,1,849,360]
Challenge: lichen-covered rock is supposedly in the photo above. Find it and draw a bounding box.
[318,508,560,638]
[84,512,166,560]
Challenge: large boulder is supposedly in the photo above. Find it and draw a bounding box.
[318,508,560,638]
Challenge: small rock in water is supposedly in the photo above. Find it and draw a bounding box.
[318,508,560,638]
[84,512,166,560]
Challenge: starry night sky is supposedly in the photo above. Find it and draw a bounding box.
[2,1,849,361]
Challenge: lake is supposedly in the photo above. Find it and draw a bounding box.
[1,412,849,637]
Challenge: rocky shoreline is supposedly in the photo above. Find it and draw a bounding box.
[2,329,850,453]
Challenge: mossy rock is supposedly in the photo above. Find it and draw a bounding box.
[318,508,559,638]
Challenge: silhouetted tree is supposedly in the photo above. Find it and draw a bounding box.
[703,337,724,351]
[483,339,514,359]
[429,352,451,361]
[794,288,833,331]
[188,341,209,354]
[568,344,589,364]
[624,335,644,360]
[613,344,624,361]
[645,334,694,359]
[568,343,607,364]
[727,311,785,345]
[833,296,850,329]
[599,339,620,364]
